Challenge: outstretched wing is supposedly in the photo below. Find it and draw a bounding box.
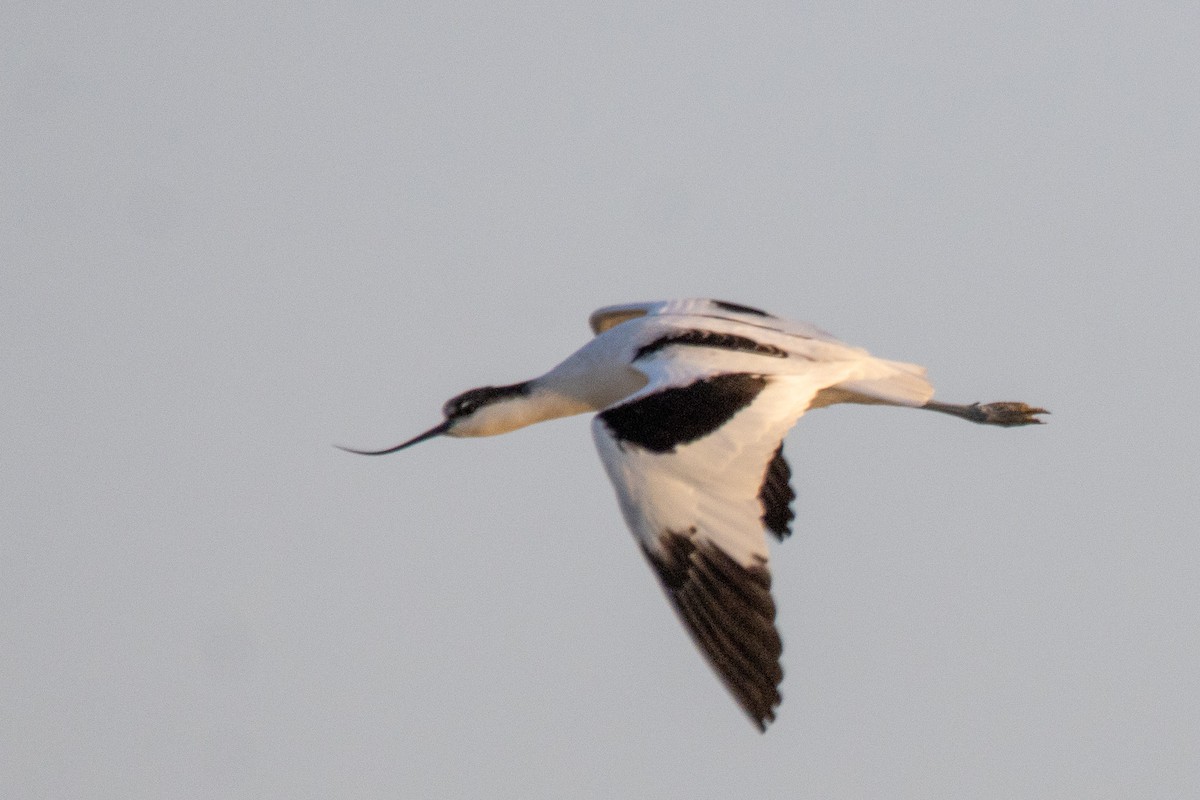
[592,367,821,730]
[589,298,934,409]
[588,298,843,343]
[585,300,935,728]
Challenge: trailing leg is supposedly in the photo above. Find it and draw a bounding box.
[922,400,1048,427]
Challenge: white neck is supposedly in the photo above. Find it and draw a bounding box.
[448,356,648,439]
[448,334,649,439]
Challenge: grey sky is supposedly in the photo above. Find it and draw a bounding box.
[4,3,1198,798]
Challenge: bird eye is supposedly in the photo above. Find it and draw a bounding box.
[444,392,479,418]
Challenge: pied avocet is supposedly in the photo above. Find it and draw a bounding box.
[342,299,1046,730]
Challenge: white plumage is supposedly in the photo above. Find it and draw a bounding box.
[343,298,1046,730]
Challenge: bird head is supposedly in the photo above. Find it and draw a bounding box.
[338,382,534,455]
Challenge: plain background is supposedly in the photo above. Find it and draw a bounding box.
[4,3,1198,798]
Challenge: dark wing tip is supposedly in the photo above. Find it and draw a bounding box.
[643,531,784,730]
[759,443,796,541]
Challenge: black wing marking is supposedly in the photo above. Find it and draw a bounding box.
[598,374,768,454]
[633,329,788,361]
[759,443,796,541]
[642,529,783,731]
[711,300,772,317]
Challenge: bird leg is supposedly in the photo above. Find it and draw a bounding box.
[922,400,1048,427]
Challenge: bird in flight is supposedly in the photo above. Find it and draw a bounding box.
[342,299,1046,730]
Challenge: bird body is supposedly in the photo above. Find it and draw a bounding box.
[344,298,1046,730]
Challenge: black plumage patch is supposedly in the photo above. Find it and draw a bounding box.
[759,444,796,541]
[599,374,768,453]
[634,329,787,361]
[642,529,783,731]
[442,381,531,419]
[711,300,772,317]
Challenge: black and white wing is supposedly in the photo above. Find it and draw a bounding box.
[592,365,822,730]
[586,299,934,729]
[589,297,843,343]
